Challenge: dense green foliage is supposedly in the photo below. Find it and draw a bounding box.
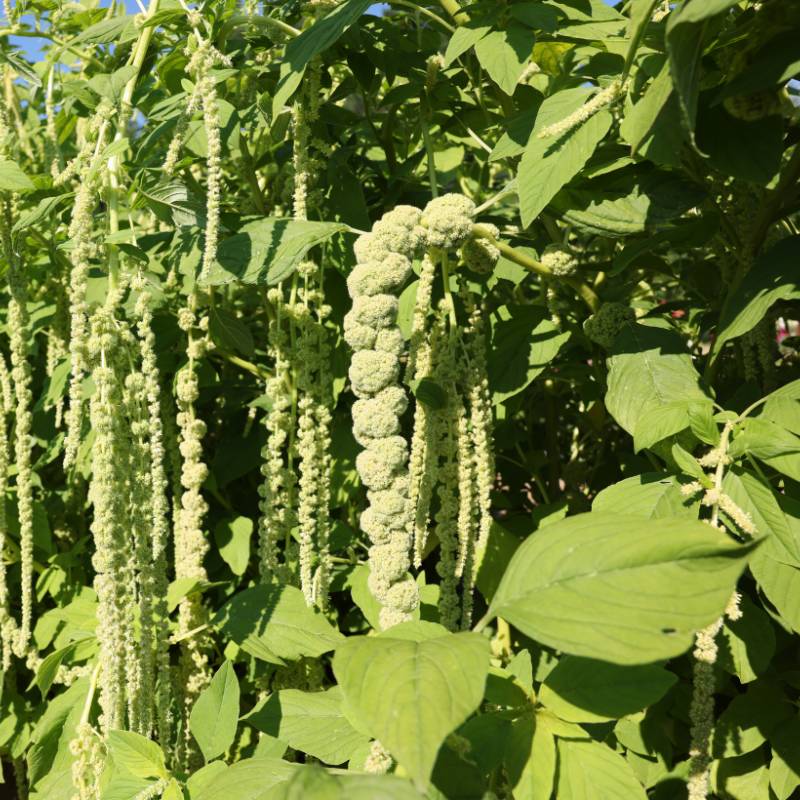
[0,0,799,798]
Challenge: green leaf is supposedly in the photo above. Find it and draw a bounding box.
[244,688,367,765]
[723,481,800,632]
[504,713,556,800]
[729,418,800,482]
[205,219,348,286]
[555,737,647,800]
[191,757,298,800]
[167,577,227,613]
[190,660,241,763]
[769,717,800,800]
[106,731,168,780]
[213,516,252,577]
[519,107,612,227]
[722,467,800,563]
[666,0,738,146]
[712,683,791,759]
[488,305,570,404]
[214,585,344,663]
[443,23,492,66]
[474,24,535,95]
[540,656,676,723]
[73,15,137,44]
[272,0,373,116]
[712,237,800,362]
[488,512,757,664]
[0,158,36,193]
[333,625,490,790]
[717,595,775,684]
[208,306,255,358]
[161,779,183,800]
[13,194,73,233]
[711,749,770,800]
[606,322,711,449]
[621,63,678,155]
[593,473,699,518]
[34,638,96,698]
[553,171,704,237]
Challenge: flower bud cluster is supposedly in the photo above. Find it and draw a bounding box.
[583,302,635,349]
[346,208,424,628]
[541,244,579,277]
[538,78,627,140]
[460,224,500,274]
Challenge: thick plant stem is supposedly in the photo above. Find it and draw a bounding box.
[471,224,600,311]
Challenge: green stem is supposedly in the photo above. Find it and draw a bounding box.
[386,0,456,32]
[106,0,161,292]
[471,224,600,311]
[435,0,469,24]
[421,113,438,199]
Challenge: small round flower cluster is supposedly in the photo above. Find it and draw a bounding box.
[460,224,500,275]
[541,244,579,277]
[583,302,635,349]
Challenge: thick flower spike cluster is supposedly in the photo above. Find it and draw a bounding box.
[174,301,212,766]
[346,194,495,629]
[346,208,422,629]
[541,244,579,277]
[583,302,635,349]
[87,309,136,732]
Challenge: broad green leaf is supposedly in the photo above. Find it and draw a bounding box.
[205,219,349,286]
[711,683,791,759]
[271,765,427,800]
[722,467,800,563]
[34,638,96,698]
[0,158,36,192]
[666,0,738,145]
[717,596,775,684]
[593,474,698,518]
[105,731,167,780]
[505,713,555,800]
[333,625,490,790]
[190,660,240,762]
[272,0,373,116]
[167,577,227,613]
[488,305,570,404]
[244,688,368,765]
[474,24,535,95]
[73,15,137,44]
[553,171,704,237]
[161,779,183,800]
[729,418,800,482]
[621,63,677,155]
[556,738,647,800]
[214,585,344,663]
[488,512,757,664]
[213,516,252,576]
[443,23,491,66]
[606,322,711,449]
[27,677,88,790]
[711,749,770,800]
[769,717,800,800]
[540,656,676,723]
[13,194,73,233]
[519,107,612,226]
[712,237,800,362]
[191,757,298,800]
